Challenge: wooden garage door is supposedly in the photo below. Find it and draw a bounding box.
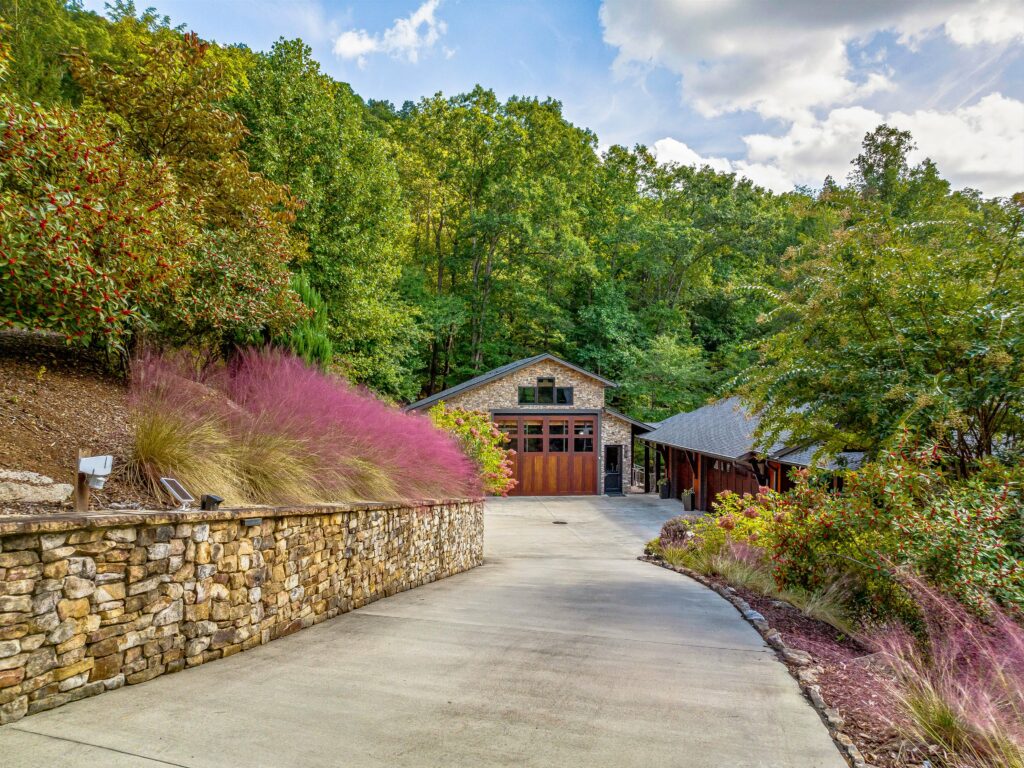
[497,415,597,496]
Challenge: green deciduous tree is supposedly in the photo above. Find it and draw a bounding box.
[744,127,1024,474]
[236,38,418,397]
[68,24,306,347]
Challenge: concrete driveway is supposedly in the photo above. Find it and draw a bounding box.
[0,496,844,768]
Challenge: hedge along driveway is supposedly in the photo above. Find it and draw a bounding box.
[0,496,845,768]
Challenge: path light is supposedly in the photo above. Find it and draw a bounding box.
[200,494,223,511]
[160,477,195,510]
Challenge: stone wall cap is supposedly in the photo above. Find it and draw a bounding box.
[0,497,484,536]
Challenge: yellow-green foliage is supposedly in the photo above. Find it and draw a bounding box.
[651,487,854,633]
[230,429,319,505]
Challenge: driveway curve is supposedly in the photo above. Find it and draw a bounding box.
[0,496,844,768]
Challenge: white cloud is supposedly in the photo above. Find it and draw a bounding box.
[334,0,447,67]
[652,138,732,174]
[655,93,1024,197]
[652,138,796,193]
[599,0,1024,120]
[607,1,1023,197]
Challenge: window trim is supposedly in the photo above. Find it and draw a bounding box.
[517,378,575,406]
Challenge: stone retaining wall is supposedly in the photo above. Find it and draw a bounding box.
[0,499,483,724]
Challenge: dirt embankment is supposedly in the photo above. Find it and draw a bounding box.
[0,331,156,512]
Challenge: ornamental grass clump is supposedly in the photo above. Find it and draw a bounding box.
[870,576,1024,768]
[130,348,479,505]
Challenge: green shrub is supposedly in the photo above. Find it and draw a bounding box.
[274,273,333,369]
[764,446,1024,617]
[0,98,190,358]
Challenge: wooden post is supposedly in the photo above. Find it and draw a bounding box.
[643,442,650,493]
[73,448,89,513]
[695,453,702,510]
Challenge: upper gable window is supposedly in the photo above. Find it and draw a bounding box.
[518,377,574,406]
[537,377,555,404]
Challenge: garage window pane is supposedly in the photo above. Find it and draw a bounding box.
[537,377,555,404]
[574,437,593,452]
[524,421,544,435]
[549,438,568,453]
[505,438,518,452]
[524,437,544,452]
[574,421,594,435]
[548,420,568,435]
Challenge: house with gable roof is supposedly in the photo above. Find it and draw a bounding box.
[406,353,652,496]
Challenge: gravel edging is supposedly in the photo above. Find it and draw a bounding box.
[639,553,873,768]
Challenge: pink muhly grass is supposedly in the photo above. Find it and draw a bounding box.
[131,348,480,504]
[224,349,480,501]
[868,574,1024,767]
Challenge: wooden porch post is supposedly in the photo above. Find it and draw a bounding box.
[643,442,650,493]
[655,447,662,493]
[695,453,703,510]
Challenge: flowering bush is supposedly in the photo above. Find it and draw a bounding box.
[653,489,777,560]
[428,403,516,495]
[0,95,306,358]
[707,489,779,548]
[0,99,191,355]
[763,445,1024,616]
[653,441,1023,626]
[131,348,480,504]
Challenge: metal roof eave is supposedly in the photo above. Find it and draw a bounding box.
[404,353,618,412]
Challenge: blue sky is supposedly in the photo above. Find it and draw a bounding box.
[81,0,1023,195]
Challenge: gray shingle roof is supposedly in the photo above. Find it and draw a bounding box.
[640,397,775,460]
[602,407,656,431]
[641,397,861,469]
[772,446,865,471]
[404,353,617,412]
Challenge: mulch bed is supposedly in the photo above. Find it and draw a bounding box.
[704,575,930,768]
[0,331,160,515]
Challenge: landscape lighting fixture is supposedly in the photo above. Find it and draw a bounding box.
[78,455,113,490]
[160,477,195,510]
[200,494,223,511]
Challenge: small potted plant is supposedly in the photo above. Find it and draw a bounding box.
[657,477,672,499]
[680,488,695,511]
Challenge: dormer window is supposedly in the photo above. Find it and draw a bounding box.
[518,377,573,405]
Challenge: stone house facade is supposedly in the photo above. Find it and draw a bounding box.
[406,354,650,496]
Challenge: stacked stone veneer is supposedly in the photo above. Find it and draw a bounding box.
[441,360,606,412]
[0,499,483,724]
[601,413,634,488]
[435,360,637,493]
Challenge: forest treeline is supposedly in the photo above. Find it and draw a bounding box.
[2,1,1022,469]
